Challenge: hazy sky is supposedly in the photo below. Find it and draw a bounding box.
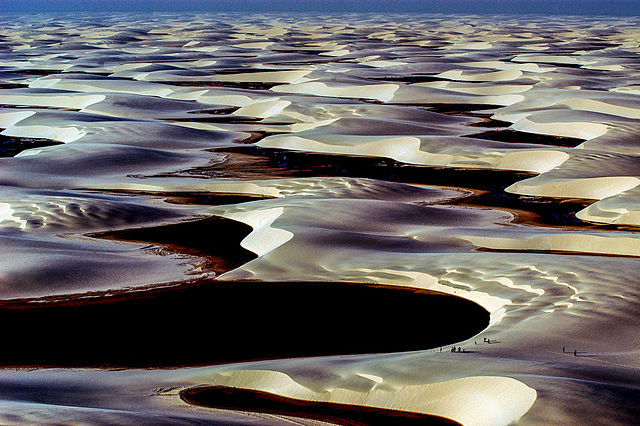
[1,0,639,15]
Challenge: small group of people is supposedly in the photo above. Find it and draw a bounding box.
[562,346,579,356]
[450,346,465,353]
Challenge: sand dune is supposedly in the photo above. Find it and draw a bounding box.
[0,11,639,426]
[190,370,536,426]
[0,90,106,110]
[272,81,400,102]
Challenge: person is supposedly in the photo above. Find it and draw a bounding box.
[451,346,455,353]
[574,350,577,356]
[562,346,566,353]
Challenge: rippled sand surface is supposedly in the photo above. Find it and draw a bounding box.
[1,12,640,425]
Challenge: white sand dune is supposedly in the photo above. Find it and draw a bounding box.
[462,232,640,257]
[202,370,536,426]
[414,81,534,95]
[511,54,584,65]
[510,117,609,140]
[232,41,274,50]
[271,81,399,102]
[435,69,523,82]
[0,110,36,128]
[29,75,175,98]
[0,91,106,110]
[460,60,555,73]
[233,98,291,119]
[575,186,640,226]
[2,123,84,143]
[258,134,569,172]
[220,207,293,257]
[506,175,640,199]
[211,70,311,84]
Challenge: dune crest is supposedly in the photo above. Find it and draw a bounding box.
[188,369,537,426]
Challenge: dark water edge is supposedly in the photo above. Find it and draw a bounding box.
[0,281,489,368]
[93,216,258,275]
[0,133,62,157]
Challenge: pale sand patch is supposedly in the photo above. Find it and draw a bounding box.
[232,41,274,50]
[2,125,84,143]
[559,98,640,119]
[494,150,569,173]
[511,117,608,140]
[233,98,291,119]
[512,54,584,65]
[100,180,283,198]
[414,82,533,95]
[478,94,525,106]
[190,59,218,67]
[166,89,208,101]
[187,46,219,53]
[211,70,311,84]
[29,77,175,98]
[359,60,409,68]
[200,370,536,426]
[304,41,347,51]
[258,134,568,173]
[109,62,153,73]
[288,118,340,132]
[271,82,399,102]
[577,202,640,227]
[0,110,35,128]
[219,207,293,257]
[506,176,640,199]
[167,122,226,132]
[521,44,550,51]
[0,202,26,229]
[0,93,106,110]
[319,49,350,57]
[575,187,640,226]
[462,233,640,257]
[197,93,253,107]
[435,69,522,82]
[460,61,555,73]
[0,60,71,71]
[582,64,625,72]
[611,86,640,96]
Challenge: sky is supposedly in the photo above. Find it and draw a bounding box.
[1,0,639,15]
